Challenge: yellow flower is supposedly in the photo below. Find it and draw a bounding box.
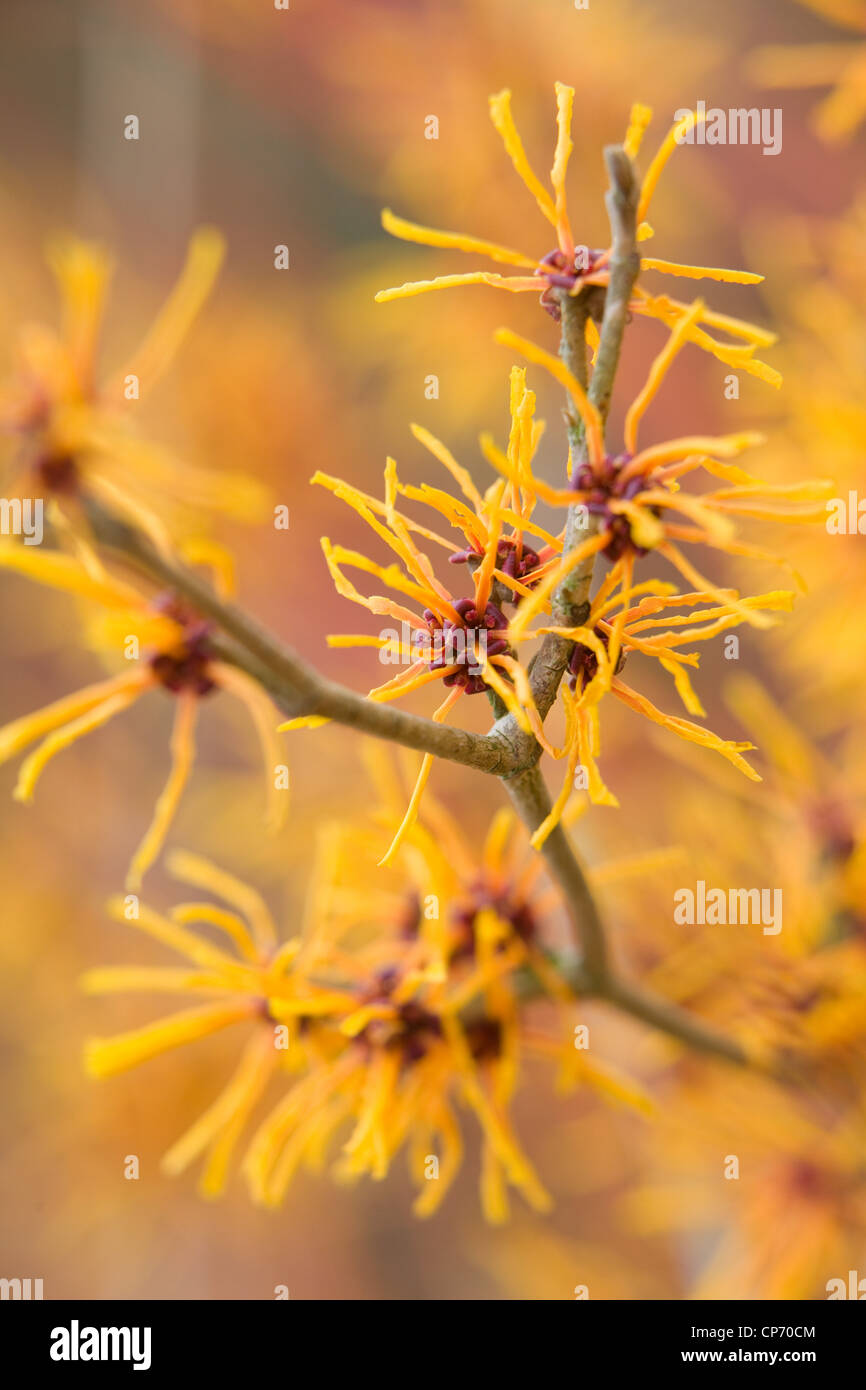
[749,0,866,142]
[618,677,866,1073]
[82,850,348,1198]
[289,369,568,860]
[245,968,557,1223]
[0,231,267,552]
[493,318,831,623]
[0,546,285,889]
[243,763,652,1222]
[84,765,652,1220]
[376,86,781,386]
[529,576,797,830]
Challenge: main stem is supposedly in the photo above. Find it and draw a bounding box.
[502,144,639,986]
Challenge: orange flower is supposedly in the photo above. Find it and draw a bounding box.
[287,369,569,860]
[528,572,795,835]
[376,86,781,386]
[0,232,267,552]
[0,546,285,889]
[493,319,831,638]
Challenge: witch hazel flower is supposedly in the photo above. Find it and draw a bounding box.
[376,85,781,386]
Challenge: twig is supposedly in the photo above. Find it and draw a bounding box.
[525,146,641,724]
[502,764,609,980]
[589,146,642,421]
[598,976,752,1068]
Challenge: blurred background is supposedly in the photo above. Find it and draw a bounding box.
[1,0,864,1299]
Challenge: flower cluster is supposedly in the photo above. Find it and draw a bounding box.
[311,215,829,841]
[83,763,652,1219]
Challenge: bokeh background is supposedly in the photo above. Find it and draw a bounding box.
[1,0,864,1299]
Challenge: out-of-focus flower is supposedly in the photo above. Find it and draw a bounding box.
[742,199,866,718]
[725,675,866,947]
[83,850,343,1198]
[0,547,284,889]
[376,86,781,385]
[625,1070,866,1298]
[85,765,652,1221]
[623,675,866,1078]
[241,772,651,1221]
[749,0,866,142]
[0,232,267,552]
[593,695,866,1291]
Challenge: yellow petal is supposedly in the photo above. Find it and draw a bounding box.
[116,227,225,396]
[381,208,539,269]
[85,999,255,1078]
[488,88,558,226]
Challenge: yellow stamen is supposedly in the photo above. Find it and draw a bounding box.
[378,686,463,866]
[162,1031,277,1195]
[612,676,761,780]
[640,258,763,285]
[170,903,260,964]
[623,103,654,159]
[551,82,576,255]
[409,423,485,510]
[638,108,708,223]
[80,966,226,995]
[105,896,241,972]
[0,671,148,767]
[46,238,113,392]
